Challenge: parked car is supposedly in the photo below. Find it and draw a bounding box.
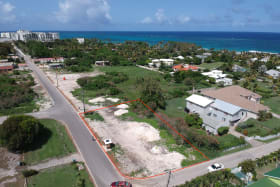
[207,163,224,172]
[111,181,132,187]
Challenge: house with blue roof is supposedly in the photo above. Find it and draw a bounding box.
[186,94,247,134]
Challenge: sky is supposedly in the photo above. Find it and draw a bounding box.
[0,0,280,32]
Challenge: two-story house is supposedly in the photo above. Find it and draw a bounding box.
[186,94,246,134]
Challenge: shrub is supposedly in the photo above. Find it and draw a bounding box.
[218,127,229,136]
[243,129,248,136]
[185,113,203,128]
[108,87,121,95]
[22,169,38,178]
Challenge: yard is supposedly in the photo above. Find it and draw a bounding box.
[27,163,94,187]
[24,119,76,165]
[197,62,224,70]
[264,96,280,115]
[236,118,280,137]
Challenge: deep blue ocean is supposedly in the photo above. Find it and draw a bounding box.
[59,31,279,53]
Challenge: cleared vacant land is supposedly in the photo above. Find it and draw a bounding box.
[24,119,76,165]
[27,163,93,187]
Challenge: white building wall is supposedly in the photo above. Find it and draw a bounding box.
[186,101,209,114]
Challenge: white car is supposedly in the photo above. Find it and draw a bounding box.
[207,163,224,172]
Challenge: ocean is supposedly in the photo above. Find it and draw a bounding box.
[58,31,280,53]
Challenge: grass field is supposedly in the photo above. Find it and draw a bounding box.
[159,97,187,118]
[237,118,280,137]
[198,62,224,70]
[24,119,76,165]
[28,163,94,187]
[264,96,280,115]
[72,66,207,103]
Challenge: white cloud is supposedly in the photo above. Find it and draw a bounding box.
[0,1,16,23]
[177,16,191,24]
[155,9,166,23]
[55,0,111,24]
[141,17,153,24]
[141,9,190,25]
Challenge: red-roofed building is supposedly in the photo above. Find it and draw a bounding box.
[173,64,199,72]
[0,63,14,73]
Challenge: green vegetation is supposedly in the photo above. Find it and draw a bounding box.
[27,163,94,187]
[238,160,257,180]
[264,96,280,115]
[218,127,229,136]
[236,118,280,137]
[177,169,244,187]
[0,43,14,58]
[184,113,203,128]
[140,78,166,110]
[0,74,38,116]
[197,61,224,70]
[24,119,76,165]
[85,112,104,121]
[0,115,42,152]
[159,97,188,118]
[73,66,191,104]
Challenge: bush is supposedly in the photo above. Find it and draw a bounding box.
[185,113,203,128]
[22,169,39,178]
[218,127,229,136]
[108,87,121,95]
[243,129,248,136]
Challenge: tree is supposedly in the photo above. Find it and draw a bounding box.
[185,113,203,128]
[140,78,166,111]
[0,115,42,152]
[238,159,256,179]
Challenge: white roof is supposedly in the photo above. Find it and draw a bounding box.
[186,94,213,107]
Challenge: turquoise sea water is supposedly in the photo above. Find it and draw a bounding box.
[59,31,280,53]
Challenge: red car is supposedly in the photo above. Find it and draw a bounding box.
[111,181,132,187]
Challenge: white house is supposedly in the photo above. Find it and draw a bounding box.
[34,57,64,64]
[250,57,258,62]
[77,38,85,44]
[260,56,270,63]
[266,69,280,79]
[186,94,246,134]
[150,59,174,68]
[276,66,280,71]
[202,70,232,86]
[175,56,184,60]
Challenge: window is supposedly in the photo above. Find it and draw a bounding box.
[213,114,217,117]
[207,113,211,116]
[223,117,226,121]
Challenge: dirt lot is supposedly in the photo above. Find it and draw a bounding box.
[44,69,103,112]
[44,69,185,177]
[0,148,21,186]
[86,108,185,177]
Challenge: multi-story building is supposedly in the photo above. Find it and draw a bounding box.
[0,30,59,42]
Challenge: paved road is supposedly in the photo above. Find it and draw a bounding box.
[14,46,123,187]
